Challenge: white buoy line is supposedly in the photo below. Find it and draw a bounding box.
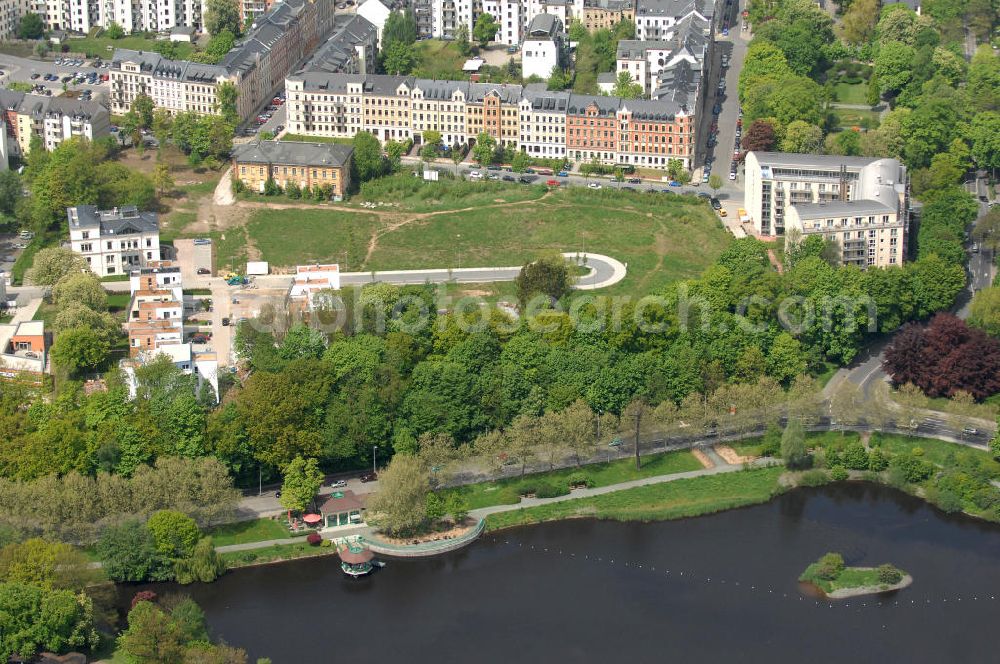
[490,537,996,611]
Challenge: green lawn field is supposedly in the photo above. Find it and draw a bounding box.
[244,181,731,295]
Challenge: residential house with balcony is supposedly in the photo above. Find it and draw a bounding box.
[743,152,910,252]
[67,205,161,277]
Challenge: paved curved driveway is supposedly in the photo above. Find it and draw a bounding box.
[340,252,626,290]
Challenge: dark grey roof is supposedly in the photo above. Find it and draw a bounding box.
[651,58,700,107]
[521,89,570,111]
[414,78,468,99]
[467,82,523,103]
[67,205,159,234]
[617,40,672,59]
[289,72,367,93]
[792,200,896,218]
[232,140,354,168]
[620,97,684,120]
[526,13,561,38]
[566,94,622,116]
[112,49,229,83]
[364,74,413,95]
[301,15,377,75]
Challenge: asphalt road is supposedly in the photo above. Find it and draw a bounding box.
[832,181,997,402]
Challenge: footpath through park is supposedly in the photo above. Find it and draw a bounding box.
[219,452,777,554]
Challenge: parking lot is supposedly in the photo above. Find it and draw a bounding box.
[0,53,109,98]
[0,232,29,284]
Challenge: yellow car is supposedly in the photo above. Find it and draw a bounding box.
[718,209,728,217]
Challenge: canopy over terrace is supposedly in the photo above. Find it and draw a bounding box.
[319,490,366,529]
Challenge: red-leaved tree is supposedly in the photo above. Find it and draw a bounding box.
[741,120,777,153]
[883,313,1000,400]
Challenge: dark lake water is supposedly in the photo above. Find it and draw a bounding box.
[154,484,1000,663]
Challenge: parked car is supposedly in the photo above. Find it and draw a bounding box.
[963,427,979,436]
[557,170,569,177]
[469,170,483,180]
[668,180,682,187]
[197,267,211,274]
[502,175,515,181]
[360,472,378,482]
[588,182,602,189]
[29,73,39,80]
[191,334,209,344]
[728,171,737,181]
[712,103,721,115]
[627,177,641,184]
[546,179,559,187]
[711,198,722,210]
[519,175,537,183]
[221,317,231,326]
[329,479,347,488]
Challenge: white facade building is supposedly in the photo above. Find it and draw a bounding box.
[0,0,31,38]
[521,13,562,80]
[356,0,390,44]
[483,0,523,45]
[743,151,910,245]
[67,205,162,277]
[634,0,714,41]
[518,88,568,158]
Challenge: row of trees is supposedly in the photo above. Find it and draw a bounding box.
[0,456,240,544]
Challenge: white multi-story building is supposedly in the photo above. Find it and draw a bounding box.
[483,0,523,45]
[634,0,714,41]
[356,0,390,44]
[785,199,906,268]
[3,92,111,156]
[110,0,336,122]
[430,0,477,39]
[411,78,467,146]
[522,13,563,79]
[0,0,31,38]
[67,205,162,277]
[518,88,568,158]
[110,50,232,118]
[39,0,205,33]
[743,152,910,251]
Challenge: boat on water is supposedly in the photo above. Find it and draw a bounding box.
[338,542,379,577]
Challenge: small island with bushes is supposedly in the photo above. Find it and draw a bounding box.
[799,552,912,599]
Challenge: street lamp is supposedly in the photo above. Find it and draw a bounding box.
[372,445,378,475]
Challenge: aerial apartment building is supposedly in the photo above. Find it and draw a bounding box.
[0,90,111,157]
[110,0,336,122]
[285,72,695,168]
[743,152,909,268]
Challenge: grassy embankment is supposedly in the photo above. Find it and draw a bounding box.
[484,466,785,531]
